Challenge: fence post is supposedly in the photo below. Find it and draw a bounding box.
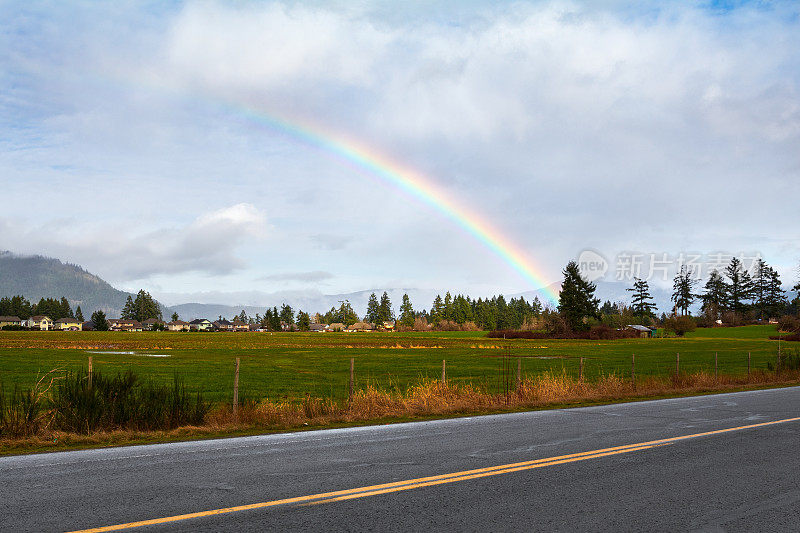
[517,357,522,390]
[715,352,718,380]
[579,357,584,383]
[748,352,751,380]
[88,355,93,389]
[233,357,240,421]
[631,354,635,389]
[676,353,680,377]
[349,357,355,405]
[442,359,446,383]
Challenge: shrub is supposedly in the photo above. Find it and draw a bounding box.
[664,315,697,337]
[487,325,638,340]
[778,315,800,334]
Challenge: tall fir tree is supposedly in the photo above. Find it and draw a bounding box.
[557,261,600,331]
[75,306,84,322]
[399,294,415,328]
[627,277,657,322]
[365,293,380,324]
[430,295,444,325]
[91,310,109,331]
[724,258,754,314]
[700,270,728,320]
[671,266,697,315]
[378,292,394,323]
[121,295,136,320]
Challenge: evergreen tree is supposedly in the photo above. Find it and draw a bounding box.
[296,310,310,331]
[724,258,754,314]
[443,292,453,321]
[279,304,295,326]
[378,292,394,323]
[131,290,162,322]
[365,293,380,324]
[671,266,697,316]
[399,294,415,328]
[557,261,600,331]
[60,297,74,318]
[430,295,444,325]
[171,312,179,322]
[627,277,657,322]
[75,306,84,322]
[271,306,281,330]
[765,267,786,318]
[751,259,786,319]
[91,310,109,331]
[700,270,728,320]
[121,295,136,320]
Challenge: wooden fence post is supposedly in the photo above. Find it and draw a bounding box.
[714,352,718,379]
[88,355,93,389]
[748,352,751,380]
[676,353,680,377]
[233,357,240,420]
[442,359,446,383]
[349,357,355,405]
[579,357,584,383]
[517,357,522,390]
[631,354,635,389]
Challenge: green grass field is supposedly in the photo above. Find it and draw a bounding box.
[0,326,792,403]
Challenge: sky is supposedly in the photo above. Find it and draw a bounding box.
[1,0,799,307]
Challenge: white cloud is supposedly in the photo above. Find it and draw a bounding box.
[0,204,268,280]
[2,1,800,295]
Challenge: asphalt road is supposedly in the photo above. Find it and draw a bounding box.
[4,387,800,532]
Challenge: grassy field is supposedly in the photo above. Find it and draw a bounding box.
[0,325,791,404]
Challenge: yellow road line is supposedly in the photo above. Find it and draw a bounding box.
[66,416,800,533]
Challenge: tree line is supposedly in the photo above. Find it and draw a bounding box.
[0,295,84,322]
[556,256,800,336]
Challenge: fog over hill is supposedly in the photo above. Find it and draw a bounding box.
[0,251,134,317]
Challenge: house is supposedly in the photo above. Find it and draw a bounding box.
[25,315,53,330]
[0,316,23,328]
[189,319,213,331]
[626,325,656,338]
[141,318,164,330]
[381,321,396,332]
[82,321,95,331]
[108,319,143,332]
[309,323,327,333]
[54,317,83,331]
[328,322,346,332]
[167,320,190,332]
[213,319,234,331]
[347,322,373,332]
[231,320,250,332]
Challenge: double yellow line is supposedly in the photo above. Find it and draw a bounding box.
[68,417,800,532]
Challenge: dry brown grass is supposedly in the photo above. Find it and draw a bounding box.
[3,370,799,454]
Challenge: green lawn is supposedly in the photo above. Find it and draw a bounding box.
[0,326,791,403]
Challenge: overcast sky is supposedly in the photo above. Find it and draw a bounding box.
[2,1,799,305]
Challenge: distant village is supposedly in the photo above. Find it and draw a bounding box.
[0,314,398,333]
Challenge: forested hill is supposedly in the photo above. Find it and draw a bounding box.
[0,251,133,317]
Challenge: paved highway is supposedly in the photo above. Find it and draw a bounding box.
[3,387,800,532]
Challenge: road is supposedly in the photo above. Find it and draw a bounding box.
[3,387,800,532]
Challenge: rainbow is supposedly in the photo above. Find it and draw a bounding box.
[219,102,560,306]
[99,71,559,304]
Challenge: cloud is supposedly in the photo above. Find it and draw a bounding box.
[309,234,352,251]
[2,1,800,294]
[256,270,333,283]
[0,203,268,281]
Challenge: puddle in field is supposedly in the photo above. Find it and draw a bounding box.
[86,351,170,358]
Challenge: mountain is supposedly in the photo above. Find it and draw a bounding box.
[168,288,444,321]
[0,251,134,317]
